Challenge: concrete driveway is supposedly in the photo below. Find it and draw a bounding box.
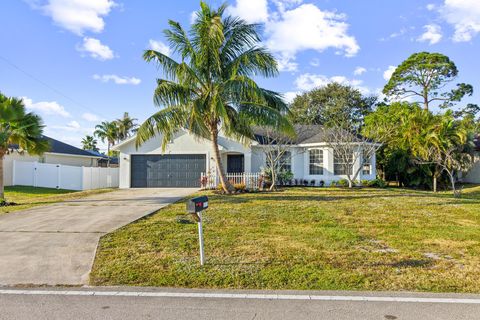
[0,188,196,286]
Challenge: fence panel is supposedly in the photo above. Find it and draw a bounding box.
[201,172,262,190]
[59,165,83,190]
[12,160,119,190]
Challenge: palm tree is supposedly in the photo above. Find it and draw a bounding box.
[81,135,99,152]
[0,93,49,200]
[136,2,292,192]
[116,112,137,142]
[94,121,118,166]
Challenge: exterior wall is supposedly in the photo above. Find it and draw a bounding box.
[44,154,98,167]
[464,152,480,183]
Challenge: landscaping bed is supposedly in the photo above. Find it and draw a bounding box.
[0,186,113,215]
[91,186,480,293]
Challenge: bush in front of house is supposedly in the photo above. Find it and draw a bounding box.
[368,178,387,188]
[361,179,370,187]
[233,183,246,192]
[337,179,349,187]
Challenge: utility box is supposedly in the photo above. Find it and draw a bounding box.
[187,196,208,214]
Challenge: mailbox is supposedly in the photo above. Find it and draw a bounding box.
[187,196,208,214]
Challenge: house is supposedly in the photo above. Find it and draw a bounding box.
[85,150,119,168]
[463,135,480,184]
[112,125,377,188]
[4,136,103,186]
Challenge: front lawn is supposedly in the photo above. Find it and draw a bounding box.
[91,186,480,293]
[1,186,113,215]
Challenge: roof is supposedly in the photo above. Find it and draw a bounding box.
[253,125,370,145]
[10,136,102,158]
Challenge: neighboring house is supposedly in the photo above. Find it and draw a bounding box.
[113,125,377,188]
[463,135,480,184]
[4,136,103,186]
[85,150,119,168]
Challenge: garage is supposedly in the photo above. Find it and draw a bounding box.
[130,154,206,188]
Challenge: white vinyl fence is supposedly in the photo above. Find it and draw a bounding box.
[201,172,262,190]
[12,160,119,191]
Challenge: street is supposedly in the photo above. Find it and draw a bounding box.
[1,288,479,320]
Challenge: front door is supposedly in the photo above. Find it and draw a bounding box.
[227,154,244,173]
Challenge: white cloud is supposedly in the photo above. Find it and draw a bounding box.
[225,1,358,72]
[353,66,367,76]
[77,37,114,60]
[417,24,443,44]
[22,97,71,118]
[383,65,396,81]
[189,11,197,24]
[227,0,269,23]
[265,4,359,71]
[30,0,116,36]
[93,74,141,85]
[82,112,101,122]
[283,91,299,103]
[310,58,320,67]
[148,39,171,56]
[67,120,81,129]
[439,0,480,42]
[294,73,370,95]
[426,3,436,11]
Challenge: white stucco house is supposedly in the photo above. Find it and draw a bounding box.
[112,125,378,188]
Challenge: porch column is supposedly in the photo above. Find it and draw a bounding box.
[244,152,252,173]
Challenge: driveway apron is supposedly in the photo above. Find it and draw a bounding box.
[0,188,196,286]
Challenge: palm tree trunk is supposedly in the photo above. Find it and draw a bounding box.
[107,142,111,167]
[211,130,233,193]
[0,153,5,200]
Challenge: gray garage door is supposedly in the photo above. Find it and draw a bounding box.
[131,154,206,188]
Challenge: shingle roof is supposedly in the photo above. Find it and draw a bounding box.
[10,136,101,158]
[253,125,368,145]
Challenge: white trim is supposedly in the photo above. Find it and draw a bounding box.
[0,289,479,304]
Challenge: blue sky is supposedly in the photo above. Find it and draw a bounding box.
[1,0,479,151]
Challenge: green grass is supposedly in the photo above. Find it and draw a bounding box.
[1,186,113,215]
[91,185,480,293]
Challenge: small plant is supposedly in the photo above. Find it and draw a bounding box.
[330,180,337,187]
[310,179,316,186]
[319,180,325,187]
[200,175,209,189]
[337,179,349,187]
[233,183,246,192]
[368,178,387,188]
[303,179,309,186]
[361,179,370,187]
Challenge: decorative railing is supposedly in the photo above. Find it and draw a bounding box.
[200,172,263,190]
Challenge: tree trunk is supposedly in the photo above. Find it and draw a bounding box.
[211,130,234,193]
[107,142,111,167]
[0,154,4,200]
[423,91,429,111]
[269,167,276,191]
[433,172,438,193]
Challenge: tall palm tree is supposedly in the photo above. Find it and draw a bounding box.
[136,2,292,192]
[94,121,118,166]
[0,93,49,200]
[81,135,99,152]
[116,112,137,142]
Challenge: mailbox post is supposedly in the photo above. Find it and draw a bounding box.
[187,196,208,266]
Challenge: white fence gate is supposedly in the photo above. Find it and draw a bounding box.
[13,160,119,191]
[201,172,262,190]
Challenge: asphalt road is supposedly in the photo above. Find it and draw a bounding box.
[1,288,479,320]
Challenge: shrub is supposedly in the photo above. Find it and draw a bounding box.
[368,178,387,188]
[310,179,316,186]
[319,180,325,187]
[361,179,370,187]
[330,180,337,187]
[337,179,349,187]
[233,183,246,192]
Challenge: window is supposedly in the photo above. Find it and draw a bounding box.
[334,150,353,175]
[362,151,372,175]
[279,151,292,172]
[309,149,323,175]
